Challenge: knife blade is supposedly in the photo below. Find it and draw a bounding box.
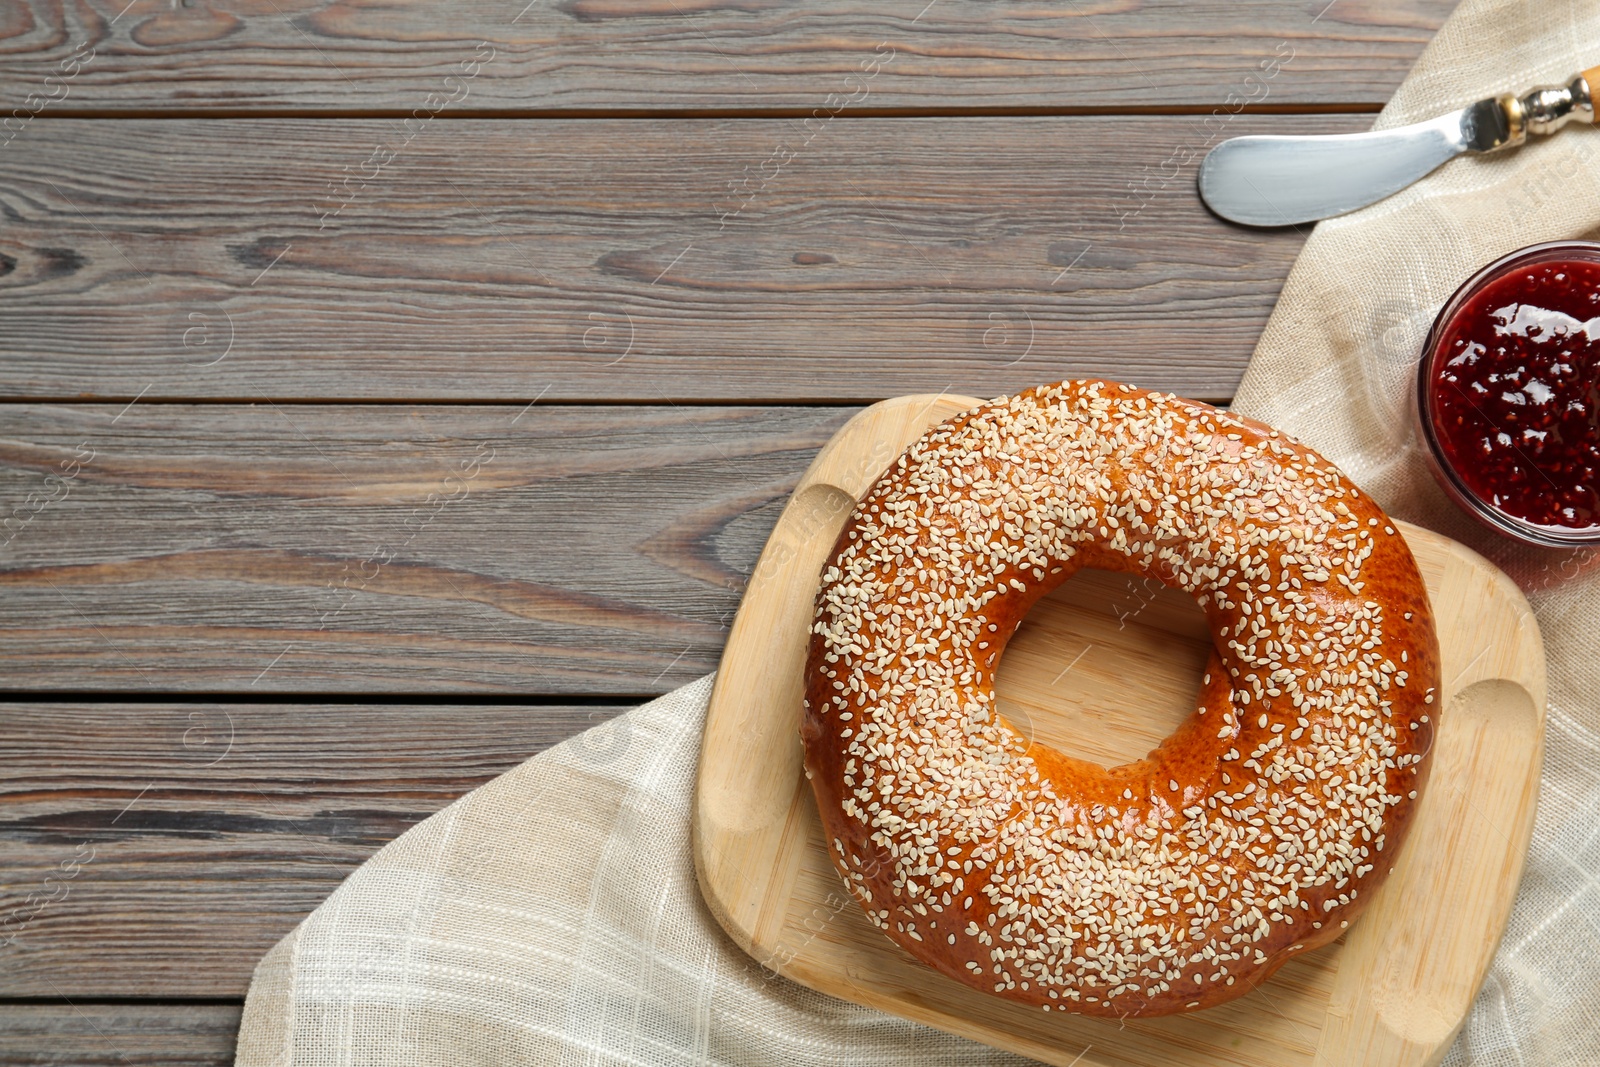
[1198,67,1598,227]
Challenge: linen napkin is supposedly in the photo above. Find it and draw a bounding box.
[237,1,1600,1062]
[1230,3,1600,1065]
[235,674,1033,1066]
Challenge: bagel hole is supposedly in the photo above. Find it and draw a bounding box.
[994,567,1211,770]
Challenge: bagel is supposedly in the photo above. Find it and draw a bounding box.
[800,381,1438,1016]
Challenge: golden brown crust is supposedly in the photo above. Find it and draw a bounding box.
[800,381,1438,1017]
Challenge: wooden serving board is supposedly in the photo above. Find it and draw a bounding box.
[693,394,1547,1067]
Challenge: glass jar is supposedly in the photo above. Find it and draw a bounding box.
[1415,240,1600,548]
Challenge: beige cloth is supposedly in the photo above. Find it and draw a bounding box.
[237,1,1600,1062]
[235,675,1033,1066]
[1230,3,1600,1065]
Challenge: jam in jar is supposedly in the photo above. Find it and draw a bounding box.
[1417,241,1600,547]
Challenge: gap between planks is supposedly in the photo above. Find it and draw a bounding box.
[0,692,655,705]
[0,396,1236,409]
[0,997,244,1005]
[25,103,1385,121]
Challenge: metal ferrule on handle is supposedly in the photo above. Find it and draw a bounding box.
[1496,70,1597,148]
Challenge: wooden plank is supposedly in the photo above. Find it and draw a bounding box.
[0,1,1448,113]
[0,701,625,996]
[0,1003,240,1067]
[0,115,1357,403]
[0,403,844,692]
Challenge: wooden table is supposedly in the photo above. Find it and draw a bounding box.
[0,3,1451,1062]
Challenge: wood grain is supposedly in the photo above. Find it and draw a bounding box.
[0,0,1448,113]
[0,1003,241,1066]
[0,701,625,996]
[696,395,1546,1067]
[0,115,1362,403]
[0,403,849,692]
[0,5,1470,1063]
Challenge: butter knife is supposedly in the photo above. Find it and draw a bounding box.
[1198,66,1599,227]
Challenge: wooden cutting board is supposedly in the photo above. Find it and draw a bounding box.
[693,394,1546,1067]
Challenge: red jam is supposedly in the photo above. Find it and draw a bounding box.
[1423,245,1600,541]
